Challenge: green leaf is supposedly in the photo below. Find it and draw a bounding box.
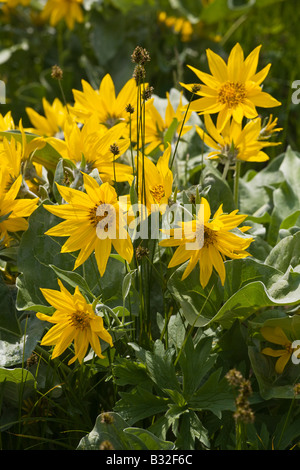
[0,367,36,408]
[0,275,21,337]
[76,411,174,450]
[114,387,170,425]
[49,265,94,299]
[189,369,235,418]
[265,231,300,272]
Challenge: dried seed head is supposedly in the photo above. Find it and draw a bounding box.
[142,85,154,101]
[109,143,120,156]
[225,368,244,388]
[51,64,63,80]
[233,405,255,424]
[133,64,146,85]
[131,46,151,65]
[191,84,201,93]
[100,412,114,424]
[136,245,150,260]
[99,440,114,450]
[126,103,135,114]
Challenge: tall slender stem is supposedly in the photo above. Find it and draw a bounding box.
[233,160,241,209]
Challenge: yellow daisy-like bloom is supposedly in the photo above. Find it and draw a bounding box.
[45,116,132,184]
[44,173,133,276]
[36,279,113,365]
[136,144,173,214]
[0,172,39,243]
[26,97,69,137]
[261,326,300,374]
[133,92,193,155]
[71,74,137,130]
[196,114,280,163]
[159,197,253,288]
[181,43,281,130]
[41,0,84,30]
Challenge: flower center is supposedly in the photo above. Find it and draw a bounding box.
[218,81,246,108]
[203,226,217,247]
[150,184,165,203]
[89,201,108,230]
[69,310,90,330]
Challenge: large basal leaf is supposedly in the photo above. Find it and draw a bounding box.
[76,411,174,450]
[168,257,300,329]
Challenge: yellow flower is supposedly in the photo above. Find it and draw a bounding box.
[0,111,15,133]
[0,172,39,243]
[181,43,281,130]
[26,98,69,137]
[71,74,137,129]
[44,173,133,276]
[41,0,84,30]
[159,197,253,288]
[36,279,113,365]
[261,326,300,374]
[134,92,193,155]
[45,116,133,184]
[196,114,280,163]
[158,11,193,42]
[136,144,173,214]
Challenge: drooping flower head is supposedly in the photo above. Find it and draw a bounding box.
[36,279,113,365]
[181,43,281,130]
[196,114,280,163]
[44,173,133,276]
[159,197,253,288]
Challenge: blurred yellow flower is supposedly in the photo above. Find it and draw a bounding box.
[196,114,280,163]
[44,173,133,276]
[158,11,193,42]
[1,0,30,7]
[160,197,253,288]
[261,326,300,374]
[26,98,69,137]
[181,43,281,130]
[36,279,113,365]
[41,0,84,30]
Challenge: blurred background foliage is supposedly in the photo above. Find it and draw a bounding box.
[0,0,299,152]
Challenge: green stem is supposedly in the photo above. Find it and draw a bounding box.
[170,92,195,171]
[233,160,241,209]
[277,397,295,449]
